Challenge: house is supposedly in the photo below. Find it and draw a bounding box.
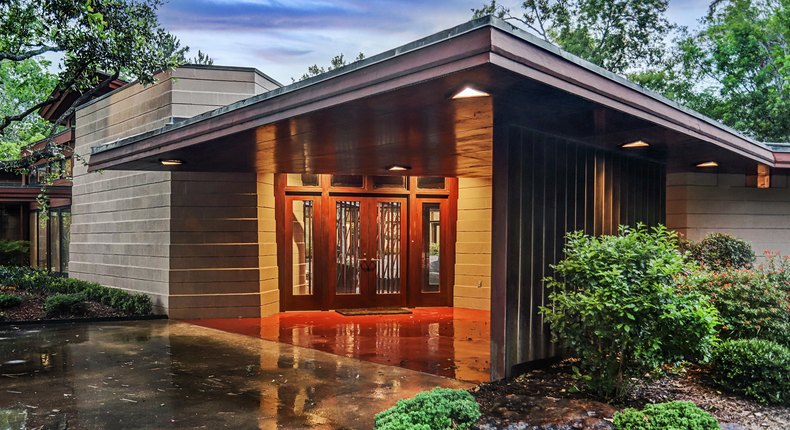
[0,74,124,272]
[71,17,790,380]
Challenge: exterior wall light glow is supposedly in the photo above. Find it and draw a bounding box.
[387,165,412,171]
[696,161,718,167]
[452,87,489,99]
[621,140,650,148]
[160,159,184,166]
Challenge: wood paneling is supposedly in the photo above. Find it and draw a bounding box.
[491,125,665,380]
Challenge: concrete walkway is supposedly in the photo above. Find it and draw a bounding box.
[0,320,473,429]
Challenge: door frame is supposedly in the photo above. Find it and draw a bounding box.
[276,174,457,311]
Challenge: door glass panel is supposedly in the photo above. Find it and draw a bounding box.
[292,200,314,295]
[37,214,47,268]
[417,177,445,189]
[50,211,60,272]
[372,176,406,189]
[336,201,361,294]
[287,174,319,187]
[422,203,441,292]
[331,175,363,188]
[60,211,70,273]
[376,202,401,294]
[29,212,37,268]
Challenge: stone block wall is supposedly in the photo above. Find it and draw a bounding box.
[454,176,492,310]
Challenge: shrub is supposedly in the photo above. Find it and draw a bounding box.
[711,339,790,404]
[541,225,720,397]
[613,401,719,430]
[0,294,22,309]
[0,266,153,316]
[682,251,790,345]
[0,241,30,266]
[374,388,480,430]
[44,293,88,316]
[681,233,755,272]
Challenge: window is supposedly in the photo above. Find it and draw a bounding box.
[29,207,71,273]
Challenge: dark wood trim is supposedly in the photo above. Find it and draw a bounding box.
[274,175,288,312]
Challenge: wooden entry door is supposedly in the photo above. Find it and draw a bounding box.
[329,196,408,309]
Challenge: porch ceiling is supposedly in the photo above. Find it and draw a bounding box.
[88,17,780,177]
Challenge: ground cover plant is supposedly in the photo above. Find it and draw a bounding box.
[0,293,22,309]
[712,338,790,405]
[613,401,719,430]
[374,387,480,430]
[541,224,719,397]
[0,266,151,317]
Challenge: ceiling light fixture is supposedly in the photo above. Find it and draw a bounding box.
[387,165,412,171]
[621,140,650,148]
[160,159,184,166]
[696,161,718,168]
[452,87,489,99]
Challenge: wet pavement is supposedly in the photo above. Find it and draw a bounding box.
[182,308,491,384]
[0,320,474,429]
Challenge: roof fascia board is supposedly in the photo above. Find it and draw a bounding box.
[488,29,776,165]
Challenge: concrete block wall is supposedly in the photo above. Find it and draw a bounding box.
[454,177,492,310]
[168,172,261,319]
[667,171,790,260]
[257,174,279,317]
[74,66,280,316]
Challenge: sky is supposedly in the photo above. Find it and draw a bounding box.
[156,0,712,85]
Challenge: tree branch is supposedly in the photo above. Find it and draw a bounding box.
[0,89,67,135]
[0,70,121,173]
[0,45,61,62]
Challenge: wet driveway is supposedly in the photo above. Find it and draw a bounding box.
[0,320,473,429]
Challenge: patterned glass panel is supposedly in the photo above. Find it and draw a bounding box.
[422,203,441,292]
[336,201,361,294]
[376,202,402,294]
[292,200,314,295]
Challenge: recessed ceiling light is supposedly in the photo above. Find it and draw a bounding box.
[622,140,650,148]
[452,87,489,99]
[696,161,718,167]
[160,159,184,166]
[387,165,411,171]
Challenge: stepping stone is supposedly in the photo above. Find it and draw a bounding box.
[720,424,748,430]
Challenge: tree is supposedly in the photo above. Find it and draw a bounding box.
[472,0,675,74]
[0,57,57,159]
[631,0,790,142]
[0,0,186,172]
[293,52,365,82]
[161,34,214,66]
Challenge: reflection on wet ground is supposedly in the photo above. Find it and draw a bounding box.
[0,320,473,429]
[183,308,491,383]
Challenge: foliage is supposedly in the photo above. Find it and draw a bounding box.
[0,294,22,309]
[472,0,675,74]
[613,401,719,430]
[373,388,481,430]
[541,225,720,397]
[44,292,87,316]
[0,57,57,158]
[0,240,30,266]
[0,0,186,172]
[632,0,790,141]
[712,338,790,404]
[160,33,214,67]
[0,266,152,315]
[679,233,755,272]
[682,251,790,345]
[429,242,440,256]
[293,52,365,82]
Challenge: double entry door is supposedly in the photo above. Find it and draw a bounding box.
[285,195,408,310]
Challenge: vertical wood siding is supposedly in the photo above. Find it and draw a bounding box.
[491,125,666,379]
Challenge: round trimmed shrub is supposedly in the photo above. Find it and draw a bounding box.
[374,388,480,430]
[44,293,88,316]
[613,401,719,430]
[0,294,22,309]
[682,233,755,271]
[712,339,790,404]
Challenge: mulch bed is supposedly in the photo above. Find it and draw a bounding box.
[471,358,790,430]
[0,289,130,322]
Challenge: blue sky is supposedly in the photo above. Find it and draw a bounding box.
[158,0,710,84]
